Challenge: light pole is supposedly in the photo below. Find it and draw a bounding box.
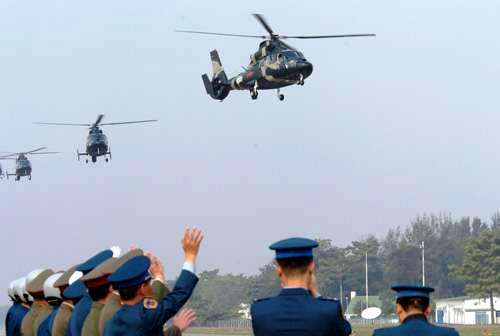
[420,241,425,286]
[365,251,369,309]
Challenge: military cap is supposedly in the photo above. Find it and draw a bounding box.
[392,285,435,299]
[77,249,113,274]
[269,237,318,259]
[63,280,86,300]
[108,255,151,289]
[54,265,78,288]
[80,258,118,288]
[26,269,54,294]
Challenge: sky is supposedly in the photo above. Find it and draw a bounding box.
[1,1,499,304]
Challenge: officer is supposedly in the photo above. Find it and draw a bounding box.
[97,249,191,336]
[6,278,31,336]
[51,266,81,336]
[251,237,352,336]
[37,273,64,336]
[373,285,459,336]
[21,269,55,336]
[104,227,203,336]
[67,249,113,336]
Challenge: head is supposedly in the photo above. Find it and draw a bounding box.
[88,283,112,302]
[275,257,314,286]
[395,296,431,321]
[116,278,153,302]
[43,272,64,306]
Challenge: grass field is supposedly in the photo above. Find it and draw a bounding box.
[186,325,500,336]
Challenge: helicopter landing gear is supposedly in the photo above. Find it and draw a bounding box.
[297,74,305,86]
[29,175,31,181]
[85,159,89,163]
[250,82,258,100]
[92,156,97,163]
[15,176,20,181]
[105,158,109,163]
[277,89,285,101]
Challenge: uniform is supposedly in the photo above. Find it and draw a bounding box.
[67,249,113,336]
[81,302,104,336]
[51,302,73,336]
[373,314,459,336]
[22,269,55,336]
[104,256,198,336]
[373,285,459,336]
[36,308,57,336]
[6,302,29,336]
[251,237,351,336]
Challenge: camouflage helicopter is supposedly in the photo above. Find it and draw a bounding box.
[34,114,157,163]
[177,14,375,101]
[0,147,58,181]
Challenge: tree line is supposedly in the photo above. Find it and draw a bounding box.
[185,213,500,323]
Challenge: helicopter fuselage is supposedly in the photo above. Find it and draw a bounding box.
[14,155,32,179]
[86,128,109,157]
[230,49,313,91]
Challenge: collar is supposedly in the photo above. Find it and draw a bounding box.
[62,301,74,310]
[402,314,428,324]
[279,288,311,296]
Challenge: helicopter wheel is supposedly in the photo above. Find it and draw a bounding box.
[279,94,285,101]
[105,158,109,163]
[92,156,97,163]
[29,175,31,181]
[85,159,89,163]
[251,91,258,100]
[297,74,305,86]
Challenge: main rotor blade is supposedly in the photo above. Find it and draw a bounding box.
[99,119,158,126]
[25,147,47,154]
[281,34,376,39]
[34,122,92,126]
[93,114,105,128]
[176,30,265,39]
[29,152,59,155]
[252,14,274,36]
[0,153,18,159]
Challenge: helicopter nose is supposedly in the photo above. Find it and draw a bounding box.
[300,61,313,78]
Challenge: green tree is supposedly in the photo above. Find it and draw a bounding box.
[452,227,500,324]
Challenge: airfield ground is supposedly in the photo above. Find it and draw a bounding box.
[185,325,500,336]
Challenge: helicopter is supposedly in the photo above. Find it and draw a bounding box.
[0,147,58,181]
[0,163,3,179]
[177,14,375,101]
[34,114,157,163]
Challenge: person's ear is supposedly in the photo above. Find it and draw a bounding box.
[275,264,283,278]
[308,261,315,274]
[424,305,432,317]
[395,303,403,315]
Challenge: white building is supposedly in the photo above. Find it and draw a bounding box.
[435,296,500,325]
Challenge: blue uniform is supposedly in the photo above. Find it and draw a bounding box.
[104,270,198,336]
[251,288,352,336]
[36,307,58,336]
[66,294,92,336]
[373,314,459,336]
[5,303,29,336]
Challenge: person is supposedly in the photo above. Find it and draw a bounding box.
[6,278,31,336]
[21,269,55,336]
[37,273,64,336]
[104,227,203,336]
[51,266,81,336]
[98,248,194,336]
[66,249,113,336]
[251,237,351,336]
[373,285,459,336]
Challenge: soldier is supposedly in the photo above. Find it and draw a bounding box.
[98,249,193,336]
[372,285,459,336]
[51,266,81,336]
[37,273,64,336]
[104,227,203,336]
[21,269,55,336]
[251,237,351,336]
[67,250,113,336]
[6,278,31,336]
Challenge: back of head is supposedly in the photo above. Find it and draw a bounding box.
[276,257,314,277]
[396,297,430,313]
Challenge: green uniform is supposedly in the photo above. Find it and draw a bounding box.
[21,302,52,336]
[82,301,105,336]
[51,302,74,336]
[99,281,181,336]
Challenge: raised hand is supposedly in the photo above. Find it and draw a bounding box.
[146,252,166,282]
[172,308,197,332]
[182,227,204,263]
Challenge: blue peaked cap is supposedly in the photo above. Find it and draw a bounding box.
[77,249,113,274]
[108,256,151,289]
[63,280,86,300]
[392,285,435,299]
[269,237,318,260]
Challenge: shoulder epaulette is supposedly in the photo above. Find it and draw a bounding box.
[318,296,339,302]
[253,297,271,304]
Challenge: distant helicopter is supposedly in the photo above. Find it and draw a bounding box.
[177,14,375,101]
[0,163,3,179]
[0,147,58,181]
[34,114,157,163]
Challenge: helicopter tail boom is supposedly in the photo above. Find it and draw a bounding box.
[202,50,231,101]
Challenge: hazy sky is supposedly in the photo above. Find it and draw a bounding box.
[1,1,499,304]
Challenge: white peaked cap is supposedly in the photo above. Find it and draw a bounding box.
[43,272,64,299]
[68,271,83,285]
[13,278,26,302]
[7,280,16,299]
[110,246,122,258]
